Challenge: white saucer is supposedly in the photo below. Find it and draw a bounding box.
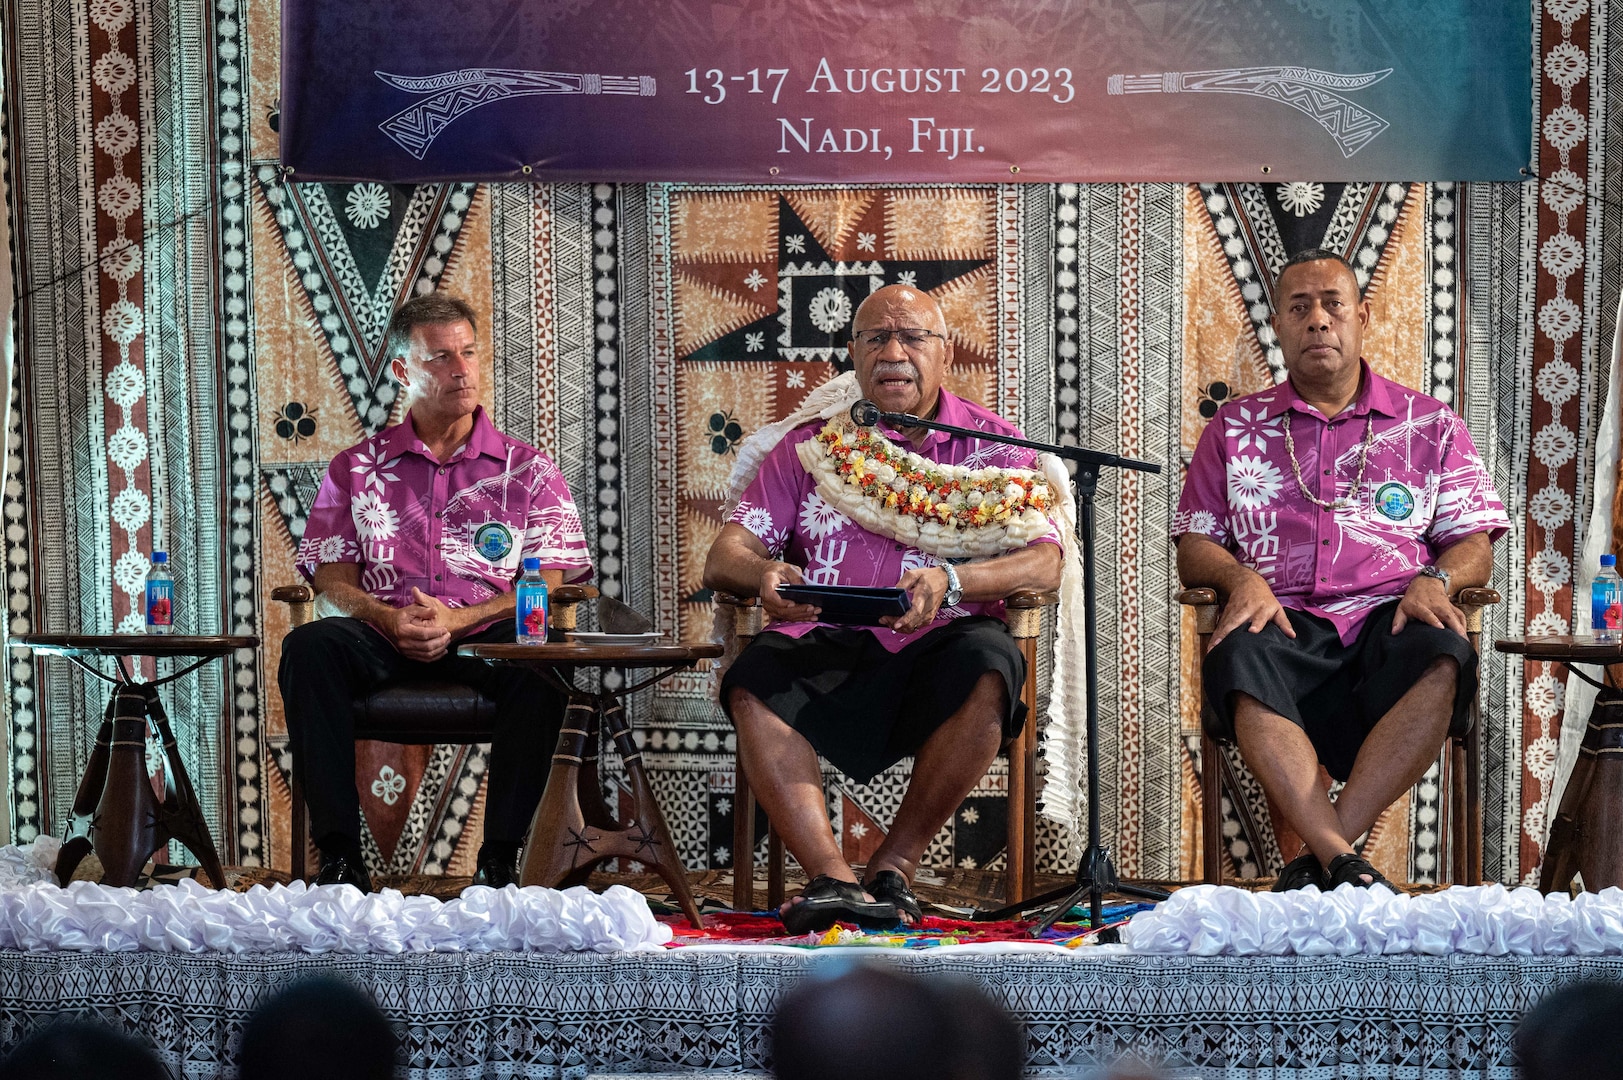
[564,631,663,643]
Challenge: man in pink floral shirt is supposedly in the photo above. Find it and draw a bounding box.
[1176,250,1508,892]
[280,294,591,892]
[704,285,1062,932]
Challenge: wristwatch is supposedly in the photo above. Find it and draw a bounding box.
[941,562,963,607]
[1416,565,1452,592]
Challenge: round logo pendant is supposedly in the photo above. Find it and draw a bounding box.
[1374,482,1415,521]
[473,522,514,561]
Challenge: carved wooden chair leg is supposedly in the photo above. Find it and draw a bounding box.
[290,774,309,882]
[1200,730,1225,885]
[732,767,757,912]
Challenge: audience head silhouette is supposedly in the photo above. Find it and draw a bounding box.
[1517,980,1623,1080]
[771,961,1022,1080]
[237,975,397,1080]
[0,1018,169,1080]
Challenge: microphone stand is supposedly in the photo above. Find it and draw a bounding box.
[851,402,1170,940]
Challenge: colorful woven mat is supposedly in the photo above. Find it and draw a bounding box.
[659,904,1155,948]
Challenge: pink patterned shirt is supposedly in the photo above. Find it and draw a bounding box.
[297,407,592,624]
[1174,362,1508,643]
[730,389,1062,652]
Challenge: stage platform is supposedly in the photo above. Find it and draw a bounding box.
[3,851,1622,1078]
[0,945,1611,1077]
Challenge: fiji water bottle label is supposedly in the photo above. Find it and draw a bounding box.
[1596,585,1622,631]
[517,587,548,641]
[145,581,173,628]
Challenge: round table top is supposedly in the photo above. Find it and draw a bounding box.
[1494,635,1623,662]
[12,633,258,658]
[458,640,722,667]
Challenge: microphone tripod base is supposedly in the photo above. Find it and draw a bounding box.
[973,844,1170,936]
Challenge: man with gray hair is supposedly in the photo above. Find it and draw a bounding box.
[705,284,1063,932]
[280,293,592,891]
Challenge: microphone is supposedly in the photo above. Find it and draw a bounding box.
[849,399,881,427]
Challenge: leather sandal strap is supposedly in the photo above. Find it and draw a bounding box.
[1326,852,1390,889]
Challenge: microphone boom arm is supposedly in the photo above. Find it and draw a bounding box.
[864,405,1160,474]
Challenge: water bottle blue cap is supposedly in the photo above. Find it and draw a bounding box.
[522,557,541,570]
[1605,554,1617,567]
[152,551,168,563]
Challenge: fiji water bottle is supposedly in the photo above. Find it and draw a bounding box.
[1594,554,1623,643]
[144,552,174,634]
[515,557,549,645]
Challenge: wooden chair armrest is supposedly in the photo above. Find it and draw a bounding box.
[714,593,764,638]
[549,584,598,633]
[1005,590,1058,639]
[1176,588,1220,636]
[1454,587,1501,635]
[552,584,598,606]
[272,584,317,628]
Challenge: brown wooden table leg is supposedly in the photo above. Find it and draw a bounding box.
[142,685,226,888]
[89,684,164,887]
[1541,695,1623,893]
[520,693,600,889]
[600,695,703,928]
[56,697,116,883]
[1571,703,1623,892]
[519,689,703,928]
[575,690,620,834]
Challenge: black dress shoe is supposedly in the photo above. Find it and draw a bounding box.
[315,852,372,893]
[473,853,520,888]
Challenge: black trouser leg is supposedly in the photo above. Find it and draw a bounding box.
[451,622,568,846]
[278,617,419,848]
[279,617,566,853]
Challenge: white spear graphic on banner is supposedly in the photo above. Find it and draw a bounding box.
[376,69,658,160]
[1108,66,1393,158]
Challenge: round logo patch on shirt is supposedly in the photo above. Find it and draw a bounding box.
[1374,482,1416,521]
[473,522,514,562]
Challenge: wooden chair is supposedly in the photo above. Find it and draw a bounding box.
[718,591,1058,911]
[1179,586,1501,886]
[272,582,598,879]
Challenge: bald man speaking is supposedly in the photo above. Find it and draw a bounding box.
[704,285,1063,933]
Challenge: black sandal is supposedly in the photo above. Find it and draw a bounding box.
[1325,852,1393,891]
[864,870,924,926]
[779,875,898,934]
[1270,852,1326,892]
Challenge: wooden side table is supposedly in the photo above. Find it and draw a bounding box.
[14,633,255,889]
[1496,634,1623,893]
[458,639,721,928]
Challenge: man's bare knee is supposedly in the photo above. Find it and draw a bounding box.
[726,687,797,740]
[962,671,1008,730]
[725,685,761,718]
[1423,655,1459,679]
[1229,691,1287,735]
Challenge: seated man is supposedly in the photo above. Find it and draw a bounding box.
[279,293,591,891]
[1175,248,1508,890]
[704,284,1063,931]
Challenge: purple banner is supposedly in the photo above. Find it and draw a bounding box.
[281,0,1530,183]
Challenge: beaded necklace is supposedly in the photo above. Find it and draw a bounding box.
[1282,411,1374,511]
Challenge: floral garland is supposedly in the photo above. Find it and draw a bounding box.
[795,419,1056,558]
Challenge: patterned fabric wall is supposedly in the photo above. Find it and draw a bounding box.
[2,0,1615,885]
